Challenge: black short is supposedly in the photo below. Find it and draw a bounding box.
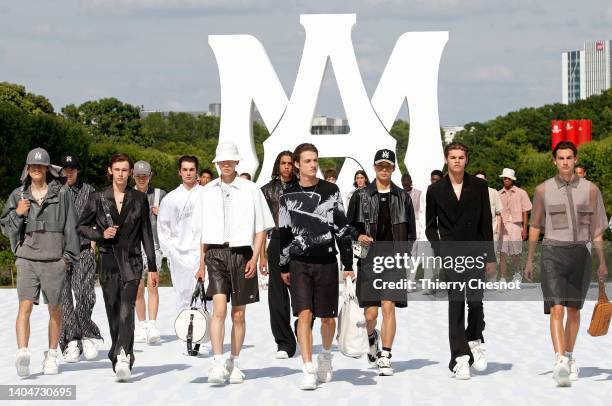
[289,260,339,318]
[205,246,259,306]
[355,265,408,308]
[540,244,592,314]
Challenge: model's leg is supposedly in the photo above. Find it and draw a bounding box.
[380,301,396,349]
[230,305,246,356]
[16,301,33,349]
[297,309,314,363]
[211,294,228,356]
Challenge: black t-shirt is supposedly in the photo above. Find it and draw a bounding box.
[376,191,393,241]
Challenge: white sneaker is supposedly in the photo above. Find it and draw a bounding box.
[552,354,571,387]
[568,357,579,381]
[468,340,487,372]
[82,338,98,360]
[300,362,317,390]
[43,350,59,375]
[376,351,394,376]
[512,272,522,286]
[115,349,131,382]
[453,355,470,380]
[226,359,245,384]
[275,350,289,359]
[134,321,147,343]
[208,361,229,385]
[146,321,161,345]
[316,352,333,383]
[63,340,80,363]
[15,348,31,377]
[367,329,380,366]
[497,277,507,291]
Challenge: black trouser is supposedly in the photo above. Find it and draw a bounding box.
[59,247,102,353]
[99,253,140,371]
[447,267,486,371]
[267,233,296,357]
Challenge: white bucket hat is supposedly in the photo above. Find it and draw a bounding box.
[212,142,242,163]
[499,168,516,181]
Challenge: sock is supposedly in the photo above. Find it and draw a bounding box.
[149,319,156,326]
[368,331,377,345]
[230,355,239,366]
[213,354,223,363]
[566,352,573,360]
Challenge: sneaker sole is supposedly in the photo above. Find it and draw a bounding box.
[63,357,80,363]
[115,368,131,382]
[15,357,30,377]
[83,351,98,361]
[378,368,394,376]
[275,353,289,359]
[43,368,59,375]
[147,337,161,345]
[316,373,332,383]
[300,382,317,390]
[555,371,571,387]
[229,377,244,384]
[208,376,227,385]
[472,362,487,372]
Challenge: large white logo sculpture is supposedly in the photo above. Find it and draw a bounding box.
[209,14,447,195]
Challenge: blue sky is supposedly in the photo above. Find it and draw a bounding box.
[1,0,611,125]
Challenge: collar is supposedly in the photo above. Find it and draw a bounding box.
[500,185,517,194]
[212,176,242,190]
[67,179,83,192]
[366,181,401,196]
[554,174,580,189]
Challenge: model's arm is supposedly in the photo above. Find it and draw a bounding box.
[140,194,157,272]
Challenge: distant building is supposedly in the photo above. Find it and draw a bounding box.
[442,125,464,144]
[208,103,221,117]
[140,110,206,118]
[311,116,350,134]
[562,40,611,104]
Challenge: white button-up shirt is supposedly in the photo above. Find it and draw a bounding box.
[198,176,274,247]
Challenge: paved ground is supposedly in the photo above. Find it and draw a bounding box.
[0,287,611,405]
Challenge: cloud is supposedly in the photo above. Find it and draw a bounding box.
[607,6,612,21]
[85,0,271,13]
[465,65,513,83]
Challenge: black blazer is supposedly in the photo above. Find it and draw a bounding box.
[425,173,495,261]
[78,187,157,281]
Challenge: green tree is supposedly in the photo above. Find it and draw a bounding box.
[0,82,54,114]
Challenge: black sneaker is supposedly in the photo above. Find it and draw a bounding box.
[367,329,380,366]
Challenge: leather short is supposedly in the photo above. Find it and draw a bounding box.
[289,260,339,318]
[205,246,259,306]
[541,244,592,314]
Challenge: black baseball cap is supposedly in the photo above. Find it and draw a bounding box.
[60,154,80,169]
[374,149,395,166]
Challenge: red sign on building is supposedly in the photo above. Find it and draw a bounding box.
[596,40,604,51]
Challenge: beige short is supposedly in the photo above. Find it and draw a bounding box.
[499,222,523,256]
[16,257,67,306]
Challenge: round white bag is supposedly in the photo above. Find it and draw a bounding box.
[174,280,211,354]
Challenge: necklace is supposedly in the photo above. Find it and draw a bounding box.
[299,180,319,198]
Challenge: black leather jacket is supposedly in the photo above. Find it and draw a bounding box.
[261,177,297,232]
[346,181,416,243]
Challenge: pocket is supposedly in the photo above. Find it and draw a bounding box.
[577,203,593,225]
[548,204,568,230]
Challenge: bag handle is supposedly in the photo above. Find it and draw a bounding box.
[344,277,356,299]
[598,279,609,304]
[190,278,208,311]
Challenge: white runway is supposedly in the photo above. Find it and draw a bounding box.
[1,287,611,405]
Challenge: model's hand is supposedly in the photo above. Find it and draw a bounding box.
[281,272,290,286]
[151,206,159,216]
[244,257,257,279]
[485,262,497,278]
[598,264,608,281]
[195,266,205,282]
[358,234,374,246]
[16,199,31,216]
[258,256,268,276]
[521,228,527,241]
[148,271,159,288]
[103,226,118,239]
[523,261,534,282]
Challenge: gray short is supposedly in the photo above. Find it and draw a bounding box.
[16,257,67,306]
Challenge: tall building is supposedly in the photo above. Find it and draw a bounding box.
[562,40,611,104]
[584,40,612,98]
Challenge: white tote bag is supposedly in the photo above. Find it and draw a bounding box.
[337,278,369,358]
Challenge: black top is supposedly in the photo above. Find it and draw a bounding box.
[425,173,495,261]
[279,179,353,272]
[78,187,157,281]
[376,192,393,241]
